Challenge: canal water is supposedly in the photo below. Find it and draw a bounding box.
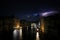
[13,27,40,40]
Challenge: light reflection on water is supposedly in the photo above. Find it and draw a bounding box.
[13,27,22,40]
[13,29,19,40]
[13,28,40,40]
[36,32,40,40]
[19,27,22,40]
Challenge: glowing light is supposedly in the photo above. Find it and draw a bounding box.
[13,30,17,36]
[20,27,22,40]
[40,18,44,33]
[36,32,40,40]
[17,24,19,28]
[41,26,44,32]
[42,11,53,16]
[31,23,36,28]
[42,11,57,16]
[14,23,20,29]
[38,22,40,25]
[37,28,39,31]
[13,29,18,39]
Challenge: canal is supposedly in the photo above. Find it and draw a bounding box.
[13,27,41,40]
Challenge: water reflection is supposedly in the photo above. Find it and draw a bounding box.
[13,29,19,40]
[19,27,22,40]
[13,28,40,40]
[36,32,40,40]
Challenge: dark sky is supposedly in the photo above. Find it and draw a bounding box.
[0,0,60,21]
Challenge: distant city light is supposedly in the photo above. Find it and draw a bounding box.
[31,23,37,28]
[38,22,40,25]
[37,28,39,31]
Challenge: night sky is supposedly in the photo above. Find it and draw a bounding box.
[0,0,60,21]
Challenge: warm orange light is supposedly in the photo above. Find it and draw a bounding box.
[41,26,44,32]
[14,22,20,29]
[20,27,22,40]
[40,18,44,33]
[17,24,20,28]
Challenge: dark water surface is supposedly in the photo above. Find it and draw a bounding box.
[13,28,41,40]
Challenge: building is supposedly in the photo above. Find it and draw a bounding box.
[44,13,60,40]
[0,15,20,40]
[0,15,20,32]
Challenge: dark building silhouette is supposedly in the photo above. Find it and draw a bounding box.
[0,16,20,40]
[44,13,60,40]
